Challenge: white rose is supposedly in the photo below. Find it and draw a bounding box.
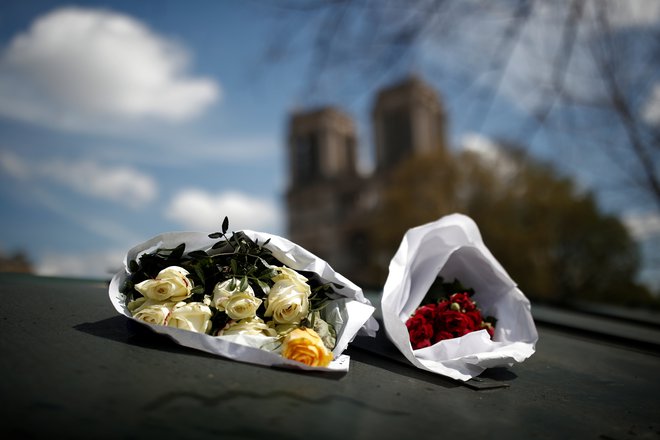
[225,291,262,320]
[212,278,249,309]
[264,267,311,324]
[267,321,299,336]
[218,317,277,337]
[212,279,262,320]
[132,302,173,326]
[168,302,213,334]
[134,266,193,302]
[272,267,310,292]
[157,266,190,280]
[127,296,147,313]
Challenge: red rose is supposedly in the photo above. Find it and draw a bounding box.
[406,284,496,348]
[435,309,474,338]
[406,312,434,350]
[449,292,477,312]
[464,309,484,331]
[415,304,437,320]
[432,330,455,344]
[433,300,451,314]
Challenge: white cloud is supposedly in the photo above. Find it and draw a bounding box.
[0,150,157,207]
[41,160,157,207]
[642,83,660,126]
[193,137,281,161]
[36,248,124,279]
[0,149,30,179]
[460,133,518,180]
[460,133,502,163]
[622,211,660,240]
[0,7,219,132]
[166,188,282,232]
[596,0,660,29]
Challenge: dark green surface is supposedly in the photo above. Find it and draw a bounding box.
[1,273,659,439]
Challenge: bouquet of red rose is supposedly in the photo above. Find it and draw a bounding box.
[381,213,538,381]
[406,279,496,350]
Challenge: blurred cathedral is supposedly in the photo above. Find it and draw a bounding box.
[285,75,447,286]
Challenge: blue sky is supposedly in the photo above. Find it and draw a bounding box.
[0,1,302,277]
[1,1,659,290]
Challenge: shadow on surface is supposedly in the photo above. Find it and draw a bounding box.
[73,316,515,386]
[348,323,517,390]
[73,316,347,381]
[74,316,216,357]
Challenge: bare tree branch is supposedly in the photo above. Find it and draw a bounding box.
[260,0,660,210]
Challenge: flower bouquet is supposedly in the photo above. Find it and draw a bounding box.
[109,218,378,372]
[406,278,496,350]
[381,213,538,381]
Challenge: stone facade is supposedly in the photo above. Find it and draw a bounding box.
[285,75,446,284]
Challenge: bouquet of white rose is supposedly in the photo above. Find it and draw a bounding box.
[109,218,378,371]
[381,213,538,381]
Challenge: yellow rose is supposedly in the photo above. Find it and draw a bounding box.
[134,266,193,302]
[281,327,333,367]
[212,279,262,320]
[168,302,213,334]
[264,267,311,324]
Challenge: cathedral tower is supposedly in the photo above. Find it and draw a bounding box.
[285,76,447,286]
[372,75,446,172]
[287,107,357,185]
[285,107,361,271]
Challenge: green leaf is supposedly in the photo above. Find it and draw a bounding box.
[194,265,205,284]
[222,216,229,234]
[121,279,134,293]
[239,276,249,292]
[257,279,270,293]
[169,243,186,261]
[128,259,139,273]
[208,232,224,239]
[187,250,209,259]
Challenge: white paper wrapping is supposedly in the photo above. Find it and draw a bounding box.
[109,229,378,372]
[381,213,538,381]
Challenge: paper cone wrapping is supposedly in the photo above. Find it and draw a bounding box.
[381,214,538,381]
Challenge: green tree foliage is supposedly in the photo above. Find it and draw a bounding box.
[367,147,459,282]
[365,145,654,306]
